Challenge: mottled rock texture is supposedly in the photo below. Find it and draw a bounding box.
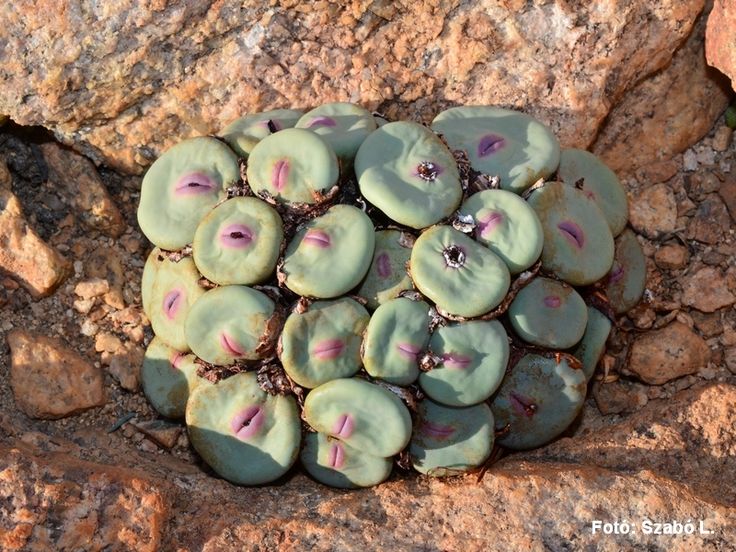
[0,1,727,175]
[706,0,736,90]
[7,330,106,419]
[1,383,734,550]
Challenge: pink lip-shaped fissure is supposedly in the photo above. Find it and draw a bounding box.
[396,342,420,360]
[477,134,506,157]
[220,223,254,249]
[544,295,561,308]
[476,211,504,238]
[271,159,289,192]
[376,252,392,279]
[308,116,337,128]
[170,352,184,370]
[608,264,625,285]
[313,339,345,360]
[174,172,216,196]
[421,421,455,440]
[332,414,355,439]
[327,443,345,469]
[304,229,331,248]
[557,221,585,249]
[442,352,472,369]
[220,333,246,357]
[510,392,537,418]
[163,289,183,320]
[230,406,265,440]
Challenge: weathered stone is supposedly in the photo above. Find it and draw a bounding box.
[0,1,716,176]
[682,266,736,313]
[726,348,736,373]
[655,243,690,270]
[706,0,736,90]
[74,277,109,300]
[592,380,649,415]
[712,125,733,151]
[627,321,711,385]
[719,173,736,221]
[628,183,678,238]
[687,194,731,244]
[0,157,11,191]
[635,158,680,184]
[6,330,106,419]
[133,421,182,449]
[0,443,167,552]
[108,342,144,392]
[595,7,730,174]
[40,142,125,237]
[0,189,70,298]
[686,171,721,199]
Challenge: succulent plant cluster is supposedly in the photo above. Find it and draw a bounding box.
[137,102,646,488]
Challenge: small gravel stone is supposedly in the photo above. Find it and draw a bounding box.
[654,244,689,270]
[628,184,678,238]
[80,320,99,337]
[682,149,698,171]
[681,266,736,313]
[74,278,110,299]
[712,126,733,152]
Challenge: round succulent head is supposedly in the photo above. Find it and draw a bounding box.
[295,102,377,161]
[356,229,415,310]
[303,378,412,458]
[410,398,494,477]
[362,297,431,385]
[192,197,284,285]
[184,285,277,365]
[149,256,205,351]
[573,306,612,382]
[186,371,301,485]
[281,204,375,298]
[246,128,339,207]
[491,353,586,450]
[606,229,646,314]
[355,121,463,229]
[141,247,164,319]
[410,225,510,318]
[137,137,238,250]
[558,149,628,237]
[431,106,560,193]
[220,108,304,158]
[141,337,205,419]
[300,432,393,489]
[279,298,370,389]
[507,277,588,349]
[460,189,543,274]
[419,320,508,407]
[527,181,614,285]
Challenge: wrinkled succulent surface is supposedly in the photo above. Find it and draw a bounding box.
[137,101,644,489]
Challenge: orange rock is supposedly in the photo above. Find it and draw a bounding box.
[706,0,736,90]
[627,322,711,385]
[7,330,106,419]
[0,189,70,299]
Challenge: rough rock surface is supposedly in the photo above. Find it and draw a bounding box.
[594,7,730,172]
[1,383,734,550]
[7,330,106,419]
[0,0,723,175]
[681,266,736,313]
[626,322,711,385]
[628,183,678,238]
[706,0,736,90]
[40,143,125,238]
[0,188,70,298]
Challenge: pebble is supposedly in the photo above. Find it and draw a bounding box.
[628,184,677,238]
[725,348,736,374]
[636,159,679,184]
[627,321,711,385]
[6,329,106,418]
[682,149,698,171]
[0,189,70,298]
[74,278,110,299]
[712,126,733,152]
[133,420,182,449]
[592,380,648,415]
[654,244,689,270]
[80,320,99,337]
[681,266,736,313]
[686,195,730,245]
[73,298,95,314]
